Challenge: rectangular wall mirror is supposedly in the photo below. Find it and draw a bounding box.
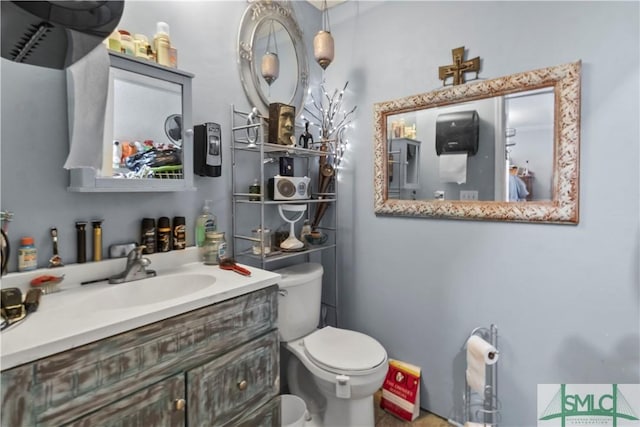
[373,61,581,224]
[68,52,195,192]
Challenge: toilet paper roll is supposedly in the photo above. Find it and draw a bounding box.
[467,335,499,365]
[439,153,467,184]
[465,335,499,393]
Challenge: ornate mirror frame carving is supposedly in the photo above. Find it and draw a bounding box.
[237,0,309,118]
[373,61,581,224]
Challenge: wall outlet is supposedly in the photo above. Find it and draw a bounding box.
[460,190,478,201]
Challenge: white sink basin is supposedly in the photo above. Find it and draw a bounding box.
[93,273,216,309]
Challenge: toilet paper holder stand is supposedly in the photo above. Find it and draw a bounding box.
[458,324,501,427]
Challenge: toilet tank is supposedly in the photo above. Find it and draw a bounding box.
[275,262,323,342]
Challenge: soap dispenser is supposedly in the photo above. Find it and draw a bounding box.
[195,200,217,261]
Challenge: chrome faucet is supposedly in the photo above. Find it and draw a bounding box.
[108,246,157,284]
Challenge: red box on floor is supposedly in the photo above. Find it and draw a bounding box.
[380,359,421,421]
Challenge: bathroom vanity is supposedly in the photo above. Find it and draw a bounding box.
[0,256,281,426]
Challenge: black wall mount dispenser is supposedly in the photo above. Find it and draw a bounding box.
[194,123,222,177]
[435,110,479,156]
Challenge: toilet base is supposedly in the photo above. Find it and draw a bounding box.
[321,394,375,427]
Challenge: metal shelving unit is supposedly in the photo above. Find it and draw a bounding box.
[230,105,339,324]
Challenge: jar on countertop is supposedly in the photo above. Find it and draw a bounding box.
[203,231,226,265]
[18,236,37,272]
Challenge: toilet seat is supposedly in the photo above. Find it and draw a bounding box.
[303,326,386,376]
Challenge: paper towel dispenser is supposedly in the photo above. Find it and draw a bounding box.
[435,110,479,156]
[1,1,124,70]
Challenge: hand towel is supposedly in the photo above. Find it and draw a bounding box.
[64,44,110,170]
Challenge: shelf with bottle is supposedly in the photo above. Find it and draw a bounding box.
[233,223,337,264]
[230,105,338,270]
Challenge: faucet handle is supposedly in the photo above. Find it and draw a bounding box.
[127,246,145,262]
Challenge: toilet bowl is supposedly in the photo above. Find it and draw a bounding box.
[275,263,388,427]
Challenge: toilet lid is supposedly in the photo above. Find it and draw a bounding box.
[303,327,387,374]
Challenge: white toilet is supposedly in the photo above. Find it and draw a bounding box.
[276,263,388,427]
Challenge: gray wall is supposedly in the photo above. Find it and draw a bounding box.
[1,1,638,425]
[1,1,320,271]
[326,1,639,425]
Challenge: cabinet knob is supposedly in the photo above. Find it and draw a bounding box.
[173,398,186,411]
[237,380,248,391]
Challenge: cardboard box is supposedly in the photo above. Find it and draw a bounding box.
[380,359,421,421]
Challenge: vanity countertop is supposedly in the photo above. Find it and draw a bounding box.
[0,249,280,371]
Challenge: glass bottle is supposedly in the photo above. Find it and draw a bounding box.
[249,179,261,201]
[252,228,272,255]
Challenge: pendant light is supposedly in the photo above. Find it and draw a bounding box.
[261,19,279,86]
[313,0,334,70]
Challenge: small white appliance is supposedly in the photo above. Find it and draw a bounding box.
[268,176,310,200]
[276,263,388,427]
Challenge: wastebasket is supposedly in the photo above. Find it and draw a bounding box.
[280,394,307,427]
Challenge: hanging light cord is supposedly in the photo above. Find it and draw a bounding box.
[266,19,279,55]
[322,0,331,32]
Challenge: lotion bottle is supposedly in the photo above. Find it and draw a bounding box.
[153,21,171,67]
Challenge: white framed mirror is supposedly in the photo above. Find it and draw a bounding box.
[68,52,195,192]
[373,61,582,224]
[237,0,309,118]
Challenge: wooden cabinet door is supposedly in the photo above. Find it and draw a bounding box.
[64,374,186,427]
[187,331,279,427]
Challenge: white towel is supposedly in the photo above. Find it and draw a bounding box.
[64,44,110,170]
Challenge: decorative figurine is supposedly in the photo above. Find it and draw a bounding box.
[299,120,314,149]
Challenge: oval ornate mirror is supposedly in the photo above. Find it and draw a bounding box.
[373,61,581,224]
[237,1,309,118]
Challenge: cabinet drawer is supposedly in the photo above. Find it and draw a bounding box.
[63,374,186,427]
[1,286,278,426]
[187,330,279,427]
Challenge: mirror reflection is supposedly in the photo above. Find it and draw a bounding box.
[386,88,554,202]
[373,61,582,224]
[105,67,183,179]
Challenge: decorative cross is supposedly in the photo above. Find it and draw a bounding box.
[438,46,481,86]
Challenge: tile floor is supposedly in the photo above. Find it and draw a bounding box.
[373,391,450,427]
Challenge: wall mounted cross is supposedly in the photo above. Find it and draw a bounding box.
[438,46,481,86]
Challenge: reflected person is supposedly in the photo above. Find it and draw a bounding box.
[508,165,529,201]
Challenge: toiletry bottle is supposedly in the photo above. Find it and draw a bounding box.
[75,221,87,263]
[154,22,171,67]
[141,218,156,254]
[195,200,216,260]
[133,34,150,59]
[18,237,37,272]
[249,179,261,201]
[118,30,135,56]
[92,220,103,262]
[172,216,186,250]
[157,217,171,252]
[300,220,312,243]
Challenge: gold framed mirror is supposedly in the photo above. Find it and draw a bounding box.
[373,61,581,224]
